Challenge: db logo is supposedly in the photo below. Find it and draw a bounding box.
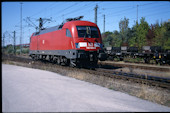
[88,42,93,47]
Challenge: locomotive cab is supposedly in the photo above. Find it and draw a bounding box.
[64,21,107,67]
[75,26,104,53]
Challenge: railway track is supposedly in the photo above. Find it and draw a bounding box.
[2,54,170,90]
[95,68,170,89]
[99,61,170,72]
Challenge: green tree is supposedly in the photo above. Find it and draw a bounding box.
[102,31,114,47]
[164,37,170,50]
[128,22,138,47]
[136,17,149,49]
[111,30,122,47]
[153,21,166,47]
[164,22,170,40]
[119,17,129,45]
[102,30,122,47]
[163,22,170,49]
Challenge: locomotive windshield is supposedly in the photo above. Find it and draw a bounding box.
[76,26,99,38]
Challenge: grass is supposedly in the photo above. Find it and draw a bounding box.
[136,85,170,106]
[62,67,170,107]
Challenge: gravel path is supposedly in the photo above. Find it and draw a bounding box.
[2,64,170,112]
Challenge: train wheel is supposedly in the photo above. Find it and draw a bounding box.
[42,55,46,60]
[57,57,61,65]
[160,61,163,65]
[155,60,159,64]
[49,55,53,63]
[63,58,69,66]
[144,58,150,63]
[108,56,114,60]
[31,55,38,61]
[30,55,35,60]
[119,57,124,61]
[52,56,57,64]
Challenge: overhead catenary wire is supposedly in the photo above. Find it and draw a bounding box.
[52,2,95,21]
[29,2,59,18]
[47,2,79,19]
[49,1,103,22]
[98,1,167,19]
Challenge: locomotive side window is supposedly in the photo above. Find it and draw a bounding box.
[66,29,72,37]
[76,26,99,38]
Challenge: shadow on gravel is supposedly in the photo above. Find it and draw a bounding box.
[98,64,122,69]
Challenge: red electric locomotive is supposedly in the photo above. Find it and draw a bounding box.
[29,16,107,67]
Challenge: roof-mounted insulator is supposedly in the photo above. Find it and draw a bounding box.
[58,16,84,29]
[66,16,84,22]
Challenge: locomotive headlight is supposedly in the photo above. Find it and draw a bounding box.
[94,43,101,47]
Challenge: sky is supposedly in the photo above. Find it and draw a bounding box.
[2,1,170,46]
